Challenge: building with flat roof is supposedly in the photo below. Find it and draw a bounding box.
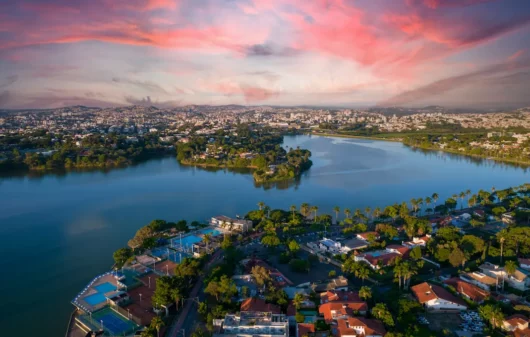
[211,215,253,232]
[214,310,289,337]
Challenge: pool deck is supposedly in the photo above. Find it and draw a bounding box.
[73,274,121,313]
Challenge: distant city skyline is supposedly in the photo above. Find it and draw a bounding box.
[1,0,530,109]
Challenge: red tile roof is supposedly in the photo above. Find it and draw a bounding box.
[411,282,467,307]
[319,302,368,323]
[444,278,490,303]
[335,317,386,337]
[385,245,410,256]
[320,290,361,303]
[298,323,316,337]
[240,298,281,314]
[505,314,529,328]
[514,328,530,337]
[363,252,401,268]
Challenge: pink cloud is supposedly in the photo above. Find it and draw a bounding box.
[508,49,526,62]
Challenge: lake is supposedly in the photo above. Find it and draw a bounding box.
[0,135,528,337]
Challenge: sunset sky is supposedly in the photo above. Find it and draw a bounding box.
[1,0,530,109]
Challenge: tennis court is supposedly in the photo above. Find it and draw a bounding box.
[92,307,136,336]
[150,247,169,258]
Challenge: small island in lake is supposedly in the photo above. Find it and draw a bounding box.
[176,126,312,182]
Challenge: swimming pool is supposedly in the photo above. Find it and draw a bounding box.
[198,228,222,236]
[94,282,117,293]
[84,292,108,306]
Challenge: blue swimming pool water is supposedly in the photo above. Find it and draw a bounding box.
[198,228,222,236]
[94,282,116,293]
[84,293,107,306]
[371,251,383,257]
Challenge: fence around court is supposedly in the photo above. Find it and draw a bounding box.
[111,304,143,326]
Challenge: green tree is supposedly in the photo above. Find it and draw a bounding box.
[505,260,517,275]
[448,247,466,267]
[333,206,340,222]
[359,286,372,301]
[113,247,132,268]
[293,293,305,309]
[328,270,336,278]
[150,316,164,337]
[409,246,422,260]
[288,240,300,254]
[261,234,281,248]
[371,303,394,327]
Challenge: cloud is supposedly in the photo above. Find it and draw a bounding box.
[0,75,18,89]
[406,0,496,9]
[240,85,279,103]
[244,43,298,57]
[379,57,530,106]
[112,77,169,94]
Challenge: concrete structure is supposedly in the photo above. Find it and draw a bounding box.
[211,216,253,232]
[215,310,288,337]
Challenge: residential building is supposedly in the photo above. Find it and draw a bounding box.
[411,282,467,311]
[319,238,342,254]
[356,232,380,242]
[479,262,530,291]
[519,258,530,271]
[215,310,289,337]
[319,302,368,322]
[444,278,490,303]
[240,298,281,314]
[460,272,497,291]
[211,216,253,232]
[354,245,410,270]
[341,238,369,252]
[402,235,431,248]
[335,317,386,337]
[503,314,529,335]
[311,276,349,293]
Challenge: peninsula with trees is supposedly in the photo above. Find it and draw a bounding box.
[176,126,312,183]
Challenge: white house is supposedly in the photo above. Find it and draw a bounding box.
[411,282,467,311]
[519,258,530,271]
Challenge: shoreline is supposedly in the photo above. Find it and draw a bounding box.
[312,131,530,167]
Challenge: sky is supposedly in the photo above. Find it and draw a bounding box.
[1,0,530,109]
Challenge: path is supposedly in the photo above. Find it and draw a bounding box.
[167,249,222,337]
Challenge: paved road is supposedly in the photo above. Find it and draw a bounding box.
[168,250,222,337]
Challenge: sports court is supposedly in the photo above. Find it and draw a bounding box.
[91,307,137,336]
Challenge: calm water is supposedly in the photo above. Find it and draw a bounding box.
[0,135,529,337]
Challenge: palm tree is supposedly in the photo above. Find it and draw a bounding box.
[432,193,439,210]
[151,316,164,337]
[365,207,372,220]
[203,234,212,252]
[333,206,340,222]
[311,206,319,222]
[393,264,404,289]
[293,293,304,309]
[344,208,351,219]
[258,201,265,211]
[359,286,372,301]
[425,197,432,214]
[290,205,297,221]
[402,263,417,289]
[417,198,423,216]
[497,229,508,264]
[301,203,309,217]
[505,260,517,275]
[410,198,417,214]
[466,189,471,205]
[354,209,362,221]
[355,265,370,285]
[459,191,466,209]
[373,207,381,219]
